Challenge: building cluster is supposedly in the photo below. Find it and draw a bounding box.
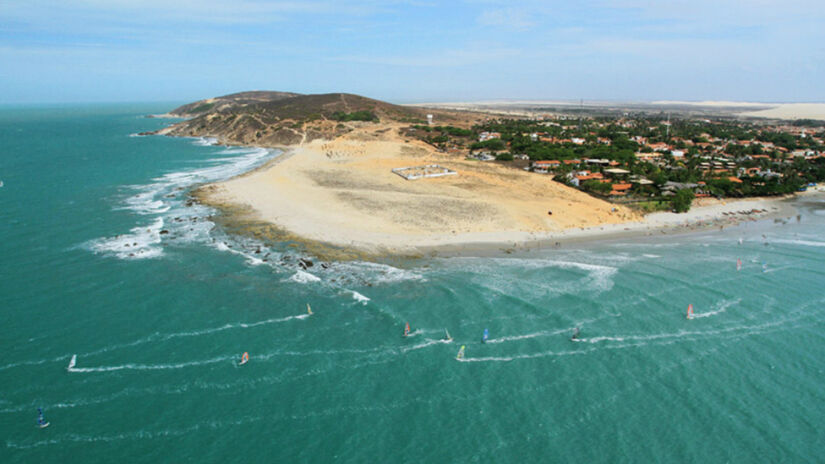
[485,117,824,200]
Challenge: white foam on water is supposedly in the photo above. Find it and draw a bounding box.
[288,270,321,284]
[87,217,165,259]
[642,254,662,258]
[212,241,269,266]
[446,257,618,296]
[331,261,425,284]
[87,143,278,262]
[773,238,825,248]
[121,191,170,215]
[350,290,370,304]
[191,136,218,146]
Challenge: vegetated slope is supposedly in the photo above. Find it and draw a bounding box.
[163,92,431,146]
[168,91,302,117]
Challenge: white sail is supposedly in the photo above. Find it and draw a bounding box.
[67,355,77,370]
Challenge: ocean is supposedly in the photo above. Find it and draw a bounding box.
[1,104,824,463]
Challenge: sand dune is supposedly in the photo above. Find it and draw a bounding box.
[739,103,825,120]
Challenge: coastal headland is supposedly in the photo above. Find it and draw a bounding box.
[155,91,814,257]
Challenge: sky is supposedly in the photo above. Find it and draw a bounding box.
[1,0,823,104]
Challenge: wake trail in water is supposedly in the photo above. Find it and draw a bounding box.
[67,355,234,373]
[84,314,308,355]
[485,314,617,345]
[486,328,570,344]
[0,314,309,373]
[400,338,453,353]
[459,315,815,363]
[6,416,264,449]
[692,298,740,319]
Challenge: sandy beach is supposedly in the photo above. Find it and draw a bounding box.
[196,123,642,255]
[192,123,810,257]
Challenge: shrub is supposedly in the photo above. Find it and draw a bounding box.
[331,110,378,122]
[672,188,694,213]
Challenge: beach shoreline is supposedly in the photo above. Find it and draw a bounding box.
[182,130,819,259]
[413,195,805,258]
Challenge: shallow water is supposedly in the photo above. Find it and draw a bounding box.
[2,105,824,463]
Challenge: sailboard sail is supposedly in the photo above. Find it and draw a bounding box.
[687,304,694,320]
[67,355,77,371]
[456,345,465,360]
[444,329,452,342]
[737,258,742,271]
[481,328,489,344]
[571,327,580,341]
[306,303,313,315]
[36,408,49,429]
[239,352,249,366]
[403,322,411,337]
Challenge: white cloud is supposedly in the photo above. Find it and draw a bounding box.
[477,8,535,30]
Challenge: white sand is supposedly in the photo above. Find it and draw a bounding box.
[200,124,641,254]
[739,103,825,120]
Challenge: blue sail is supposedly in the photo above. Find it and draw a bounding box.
[482,328,489,343]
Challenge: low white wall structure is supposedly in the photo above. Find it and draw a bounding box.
[392,165,458,180]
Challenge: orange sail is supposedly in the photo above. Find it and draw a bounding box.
[737,258,742,271]
[240,352,249,365]
[687,304,694,320]
[404,322,410,337]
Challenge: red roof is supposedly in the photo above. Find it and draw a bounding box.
[576,172,604,181]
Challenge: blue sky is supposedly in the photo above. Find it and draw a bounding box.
[1,0,823,104]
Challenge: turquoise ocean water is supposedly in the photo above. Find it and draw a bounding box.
[2,105,825,462]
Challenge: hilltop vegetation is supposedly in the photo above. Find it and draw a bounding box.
[160,92,432,146]
[169,91,301,117]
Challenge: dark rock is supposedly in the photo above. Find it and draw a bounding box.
[160,230,169,235]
